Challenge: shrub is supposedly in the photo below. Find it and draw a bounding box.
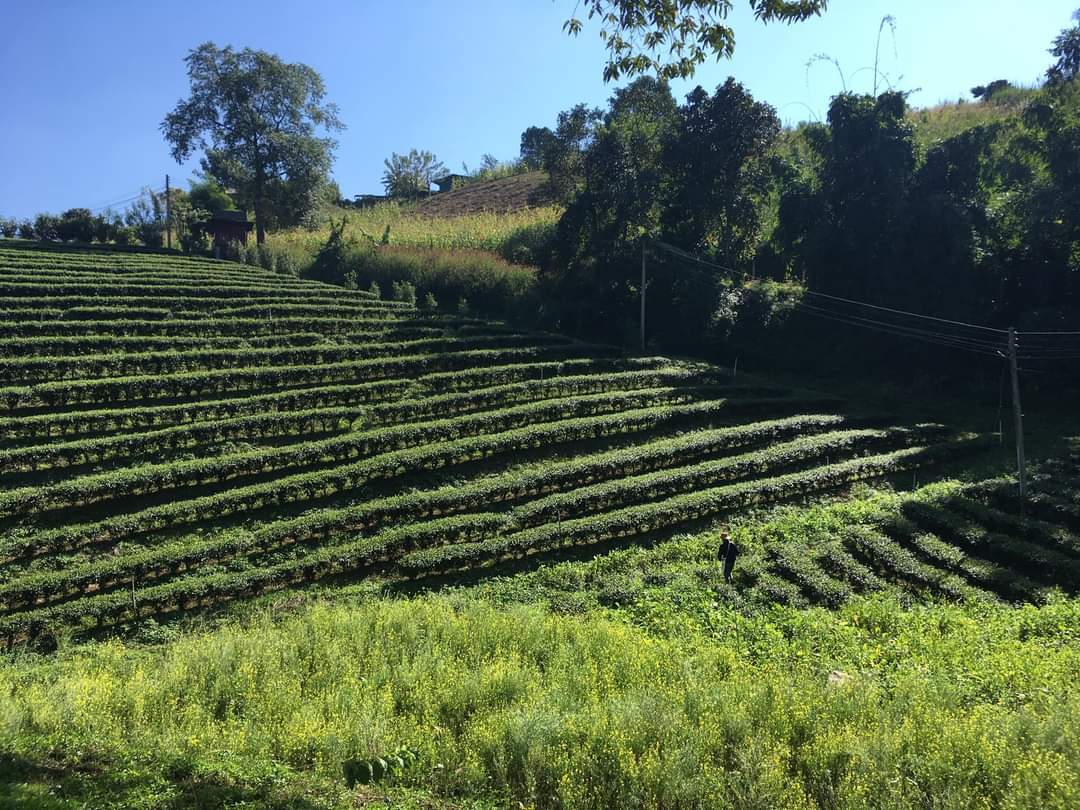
[391,280,417,305]
[16,220,35,240]
[55,208,97,243]
[421,292,438,310]
[0,218,17,238]
[180,229,210,255]
[274,251,299,276]
[111,226,138,246]
[306,216,368,286]
[34,213,59,241]
[350,245,539,322]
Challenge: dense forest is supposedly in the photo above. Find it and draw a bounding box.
[518,15,1080,379]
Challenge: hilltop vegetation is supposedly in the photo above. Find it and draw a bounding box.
[415,170,556,216]
[906,85,1038,147]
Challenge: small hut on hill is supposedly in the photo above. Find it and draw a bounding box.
[197,210,254,255]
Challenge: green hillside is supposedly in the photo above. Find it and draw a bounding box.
[1,240,1078,807]
[0,240,989,645]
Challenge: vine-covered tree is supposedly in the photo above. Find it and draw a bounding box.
[562,0,829,81]
[161,42,343,244]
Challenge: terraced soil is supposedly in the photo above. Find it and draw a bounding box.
[415,171,554,216]
[0,241,977,643]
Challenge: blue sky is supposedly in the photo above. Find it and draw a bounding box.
[1,0,1076,219]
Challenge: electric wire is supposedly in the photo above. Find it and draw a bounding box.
[649,241,1077,358]
[793,302,1006,352]
[802,289,1007,334]
[90,187,167,214]
[791,303,1005,356]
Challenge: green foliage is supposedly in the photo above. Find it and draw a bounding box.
[391,279,417,305]
[33,212,59,241]
[269,201,560,261]
[564,0,829,81]
[55,208,97,243]
[306,215,360,286]
[519,125,555,170]
[1047,10,1080,85]
[161,42,343,243]
[382,148,446,199]
[546,77,780,349]
[461,153,528,184]
[543,104,603,203]
[3,595,1079,807]
[344,246,538,321]
[125,188,167,248]
[187,177,234,212]
[0,241,1075,808]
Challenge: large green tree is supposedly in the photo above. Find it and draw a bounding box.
[563,0,829,81]
[663,78,780,263]
[161,42,343,244]
[519,126,557,171]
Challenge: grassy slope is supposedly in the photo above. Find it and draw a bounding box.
[266,200,561,261]
[416,170,555,216]
[907,88,1035,147]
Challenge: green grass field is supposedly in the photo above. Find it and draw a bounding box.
[0,241,1077,808]
[267,201,561,260]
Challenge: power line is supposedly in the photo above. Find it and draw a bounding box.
[799,302,1006,349]
[645,240,1078,359]
[793,303,1005,356]
[802,289,1007,335]
[90,186,167,214]
[86,187,154,211]
[651,241,738,274]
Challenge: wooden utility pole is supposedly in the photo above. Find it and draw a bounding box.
[640,241,646,351]
[1007,327,1027,501]
[165,173,172,250]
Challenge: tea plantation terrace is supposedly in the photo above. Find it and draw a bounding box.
[0,242,980,644]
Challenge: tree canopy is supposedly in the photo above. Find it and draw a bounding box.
[563,0,829,81]
[161,42,343,243]
[1047,9,1080,85]
[382,149,447,199]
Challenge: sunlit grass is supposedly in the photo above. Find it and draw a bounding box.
[267,202,562,259]
[2,592,1078,808]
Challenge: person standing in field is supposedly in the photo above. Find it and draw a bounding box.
[718,531,739,584]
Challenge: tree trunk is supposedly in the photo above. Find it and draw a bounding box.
[253,153,266,245]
